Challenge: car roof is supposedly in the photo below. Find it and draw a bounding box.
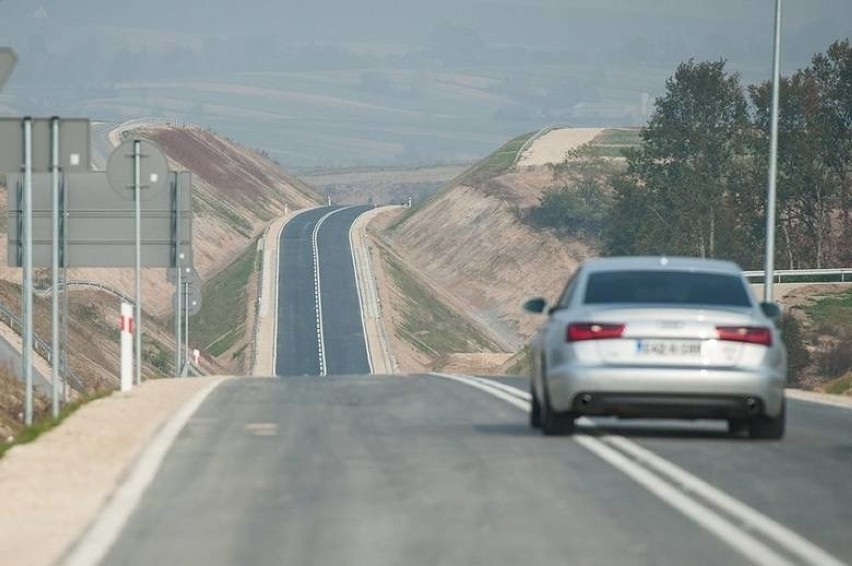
[581,256,744,274]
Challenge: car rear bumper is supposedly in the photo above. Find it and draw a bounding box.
[546,364,786,418]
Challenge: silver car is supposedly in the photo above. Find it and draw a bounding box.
[524,256,787,439]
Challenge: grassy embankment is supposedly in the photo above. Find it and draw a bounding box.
[390,131,538,229]
[188,242,260,366]
[805,288,852,394]
[381,249,503,360]
[589,128,642,158]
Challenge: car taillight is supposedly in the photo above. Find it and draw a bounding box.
[567,323,625,342]
[716,326,772,346]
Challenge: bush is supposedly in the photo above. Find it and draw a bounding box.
[528,179,609,239]
[779,314,810,385]
[817,336,852,380]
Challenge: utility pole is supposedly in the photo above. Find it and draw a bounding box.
[764,0,782,303]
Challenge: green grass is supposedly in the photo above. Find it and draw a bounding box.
[593,128,641,146]
[824,373,852,395]
[804,288,852,330]
[467,132,537,181]
[188,242,259,357]
[382,250,503,357]
[588,128,641,159]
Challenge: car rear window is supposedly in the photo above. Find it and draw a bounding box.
[583,270,752,307]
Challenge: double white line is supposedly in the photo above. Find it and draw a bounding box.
[432,373,846,566]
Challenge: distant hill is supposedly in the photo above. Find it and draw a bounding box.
[3,1,848,167]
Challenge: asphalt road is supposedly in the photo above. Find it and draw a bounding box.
[274,205,372,376]
[98,375,852,565]
[91,205,852,565]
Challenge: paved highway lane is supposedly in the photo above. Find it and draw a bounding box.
[275,206,371,376]
[599,398,852,563]
[316,205,373,375]
[100,376,756,566]
[480,375,852,564]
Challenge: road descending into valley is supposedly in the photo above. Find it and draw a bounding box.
[275,205,373,376]
[71,206,851,566]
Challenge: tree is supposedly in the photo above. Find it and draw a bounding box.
[528,145,617,241]
[604,59,752,259]
[750,40,852,268]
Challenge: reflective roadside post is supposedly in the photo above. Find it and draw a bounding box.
[120,303,134,392]
[764,0,782,302]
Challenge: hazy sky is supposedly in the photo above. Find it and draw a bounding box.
[2,0,848,67]
[0,0,849,167]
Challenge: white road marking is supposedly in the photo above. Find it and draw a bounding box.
[432,373,847,566]
[62,378,228,566]
[600,434,847,566]
[348,213,375,374]
[312,208,348,375]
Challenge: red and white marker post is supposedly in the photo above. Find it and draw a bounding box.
[120,302,134,392]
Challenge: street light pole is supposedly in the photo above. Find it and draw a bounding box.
[764,0,782,302]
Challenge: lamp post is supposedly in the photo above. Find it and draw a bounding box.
[764,0,782,302]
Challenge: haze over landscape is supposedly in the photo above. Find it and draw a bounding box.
[1,0,849,168]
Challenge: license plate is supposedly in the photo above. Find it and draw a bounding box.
[636,340,702,357]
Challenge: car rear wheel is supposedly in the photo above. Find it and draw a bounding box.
[541,381,575,436]
[530,383,542,429]
[748,401,786,440]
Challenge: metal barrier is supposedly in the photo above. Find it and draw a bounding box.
[37,280,134,304]
[0,303,87,393]
[743,268,852,283]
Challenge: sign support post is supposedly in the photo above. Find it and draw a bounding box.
[134,140,143,385]
[50,117,61,418]
[22,117,34,426]
[174,172,182,378]
[184,279,190,376]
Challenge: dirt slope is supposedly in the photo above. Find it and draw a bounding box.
[68,126,320,318]
[0,125,322,431]
[377,130,602,361]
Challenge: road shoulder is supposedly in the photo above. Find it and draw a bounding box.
[0,376,225,566]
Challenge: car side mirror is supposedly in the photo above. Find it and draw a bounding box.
[523,297,548,314]
[760,302,782,319]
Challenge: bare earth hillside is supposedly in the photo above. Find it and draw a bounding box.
[515,127,604,167]
[376,128,604,361]
[0,125,322,430]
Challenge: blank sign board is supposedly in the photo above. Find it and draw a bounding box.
[0,118,91,172]
[6,171,192,268]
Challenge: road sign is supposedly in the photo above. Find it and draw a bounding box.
[107,139,169,199]
[0,48,16,91]
[168,265,201,286]
[6,170,192,267]
[172,285,202,316]
[0,118,91,172]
